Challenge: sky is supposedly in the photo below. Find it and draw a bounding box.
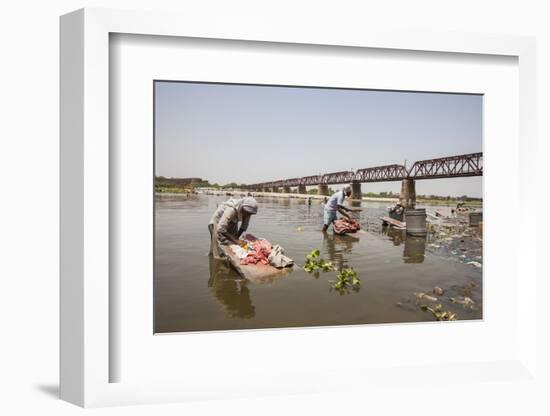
[155,81,483,197]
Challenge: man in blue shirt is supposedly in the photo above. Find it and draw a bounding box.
[322,185,353,232]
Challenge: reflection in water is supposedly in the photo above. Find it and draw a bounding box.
[382,225,426,263]
[383,225,405,246]
[207,257,256,318]
[403,236,426,264]
[323,232,359,270]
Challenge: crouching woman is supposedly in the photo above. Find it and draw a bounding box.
[208,196,258,259]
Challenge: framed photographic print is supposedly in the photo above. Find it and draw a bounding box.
[60,8,538,407]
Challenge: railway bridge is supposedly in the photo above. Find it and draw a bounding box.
[243,152,482,207]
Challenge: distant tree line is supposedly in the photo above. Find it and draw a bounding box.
[416,194,481,202]
[155,177,248,193]
[364,190,481,201]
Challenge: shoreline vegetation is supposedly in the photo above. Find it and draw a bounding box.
[155,177,483,207]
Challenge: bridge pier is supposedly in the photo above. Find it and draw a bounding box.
[399,178,416,208]
[298,184,307,195]
[351,181,362,200]
[271,186,279,193]
[283,186,291,194]
[318,184,329,196]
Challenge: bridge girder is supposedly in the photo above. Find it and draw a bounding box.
[354,164,407,183]
[408,152,483,180]
[320,171,355,185]
[245,152,483,189]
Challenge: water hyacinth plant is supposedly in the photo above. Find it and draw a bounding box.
[303,249,334,273]
[330,268,361,292]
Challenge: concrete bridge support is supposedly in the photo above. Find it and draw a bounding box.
[298,184,307,195]
[318,184,329,196]
[399,178,416,208]
[272,186,279,193]
[283,186,292,194]
[351,181,362,200]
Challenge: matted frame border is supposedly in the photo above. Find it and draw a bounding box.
[60,7,537,407]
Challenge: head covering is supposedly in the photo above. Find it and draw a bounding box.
[240,197,258,215]
[343,185,352,195]
[224,197,258,221]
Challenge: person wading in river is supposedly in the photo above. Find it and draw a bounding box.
[208,196,258,259]
[322,185,353,232]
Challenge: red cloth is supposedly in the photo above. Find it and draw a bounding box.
[333,218,361,235]
[240,238,272,265]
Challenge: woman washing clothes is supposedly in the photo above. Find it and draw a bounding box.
[208,196,258,259]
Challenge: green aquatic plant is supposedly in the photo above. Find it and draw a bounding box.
[420,304,457,321]
[303,249,334,273]
[330,268,361,291]
[318,258,335,272]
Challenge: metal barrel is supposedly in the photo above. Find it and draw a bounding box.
[469,212,483,227]
[405,208,427,236]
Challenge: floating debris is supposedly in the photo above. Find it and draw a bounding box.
[420,304,458,321]
[424,213,483,266]
[414,292,438,302]
[398,279,480,321]
[433,286,444,296]
[450,296,476,309]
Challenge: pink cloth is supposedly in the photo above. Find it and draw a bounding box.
[240,238,272,265]
[333,218,361,235]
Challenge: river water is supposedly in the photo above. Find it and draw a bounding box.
[155,194,482,333]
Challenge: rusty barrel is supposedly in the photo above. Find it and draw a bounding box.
[405,208,427,236]
[469,211,483,227]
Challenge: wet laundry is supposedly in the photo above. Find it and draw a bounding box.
[333,218,361,235]
[240,238,272,265]
[232,234,294,268]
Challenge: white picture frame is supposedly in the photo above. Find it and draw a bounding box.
[60,7,538,407]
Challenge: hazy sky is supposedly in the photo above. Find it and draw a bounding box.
[155,81,482,197]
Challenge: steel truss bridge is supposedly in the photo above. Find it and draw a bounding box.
[244,152,482,190]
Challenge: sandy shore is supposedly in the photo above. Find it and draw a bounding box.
[195,189,400,203]
[157,189,481,207]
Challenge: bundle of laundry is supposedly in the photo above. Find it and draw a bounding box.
[268,244,294,268]
[230,234,294,268]
[333,218,361,235]
[240,238,272,266]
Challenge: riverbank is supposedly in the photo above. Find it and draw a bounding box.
[175,189,482,207]
[161,189,398,203]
